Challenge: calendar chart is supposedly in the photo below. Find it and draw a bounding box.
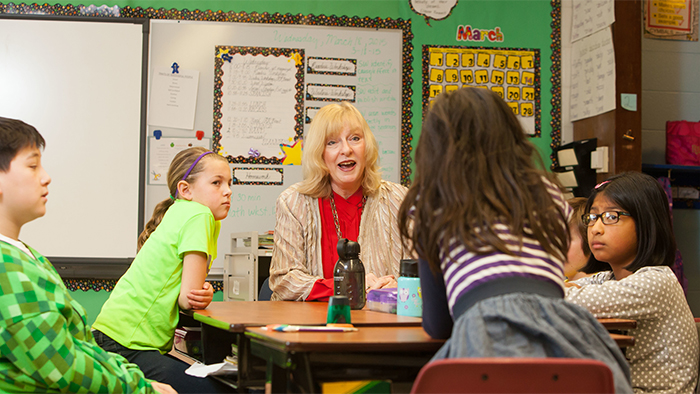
[422,46,541,136]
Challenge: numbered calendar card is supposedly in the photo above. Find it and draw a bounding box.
[423,46,541,136]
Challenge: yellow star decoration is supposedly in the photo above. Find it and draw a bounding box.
[216,48,230,59]
[280,140,303,165]
[289,52,303,66]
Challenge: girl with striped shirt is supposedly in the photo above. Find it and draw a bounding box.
[398,87,632,393]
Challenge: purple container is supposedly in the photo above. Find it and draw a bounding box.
[366,288,398,314]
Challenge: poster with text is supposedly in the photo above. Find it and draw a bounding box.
[213,46,305,164]
[644,0,699,41]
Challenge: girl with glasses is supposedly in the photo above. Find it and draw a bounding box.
[566,172,698,393]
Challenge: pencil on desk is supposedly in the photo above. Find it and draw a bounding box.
[264,324,358,332]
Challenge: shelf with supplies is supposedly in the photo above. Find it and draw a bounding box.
[642,164,700,209]
[223,232,272,301]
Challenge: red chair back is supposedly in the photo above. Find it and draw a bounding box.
[411,358,615,393]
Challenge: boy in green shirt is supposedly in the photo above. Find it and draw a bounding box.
[0,117,175,393]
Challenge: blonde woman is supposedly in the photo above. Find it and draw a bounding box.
[270,102,411,301]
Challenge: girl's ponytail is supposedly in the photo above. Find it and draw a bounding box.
[137,198,174,251]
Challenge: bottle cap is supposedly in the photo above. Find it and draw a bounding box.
[400,259,419,277]
[337,238,361,259]
[329,295,349,306]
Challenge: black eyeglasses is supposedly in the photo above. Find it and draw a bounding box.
[582,211,631,227]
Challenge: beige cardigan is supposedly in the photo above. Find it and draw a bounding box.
[270,180,411,301]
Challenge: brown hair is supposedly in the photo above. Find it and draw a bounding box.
[399,87,569,273]
[0,117,45,172]
[296,102,382,198]
[137,147,228,250]
[567,197,591,258]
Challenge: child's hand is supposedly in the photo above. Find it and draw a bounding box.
[564,281,581,289]
[365,273,397,291]
[187,281,214,310]
[374,275,397,289]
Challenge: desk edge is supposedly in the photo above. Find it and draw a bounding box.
[194,313,231,331]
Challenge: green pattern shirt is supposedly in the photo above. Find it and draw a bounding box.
[0,241,155,393]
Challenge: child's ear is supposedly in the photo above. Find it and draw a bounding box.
[177,180,193,201]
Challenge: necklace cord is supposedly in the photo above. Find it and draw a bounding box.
[329,194,367,240]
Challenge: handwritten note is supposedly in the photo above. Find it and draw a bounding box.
[215,47,303,162]
[306,84,356,101]
[354,56,402,177]
[227,191,276,219]
[571,0,615,42]
[307,57,356,75]
[570,27,616,122]
[233,167,283,185]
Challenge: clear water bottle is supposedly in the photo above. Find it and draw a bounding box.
[334,238,366,310]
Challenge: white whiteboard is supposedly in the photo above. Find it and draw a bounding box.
[146,19,404,274]
[0,18,145,259]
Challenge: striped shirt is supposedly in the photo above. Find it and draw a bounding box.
[441,177,571,315]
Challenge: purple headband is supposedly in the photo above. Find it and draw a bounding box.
[173,151,214,198]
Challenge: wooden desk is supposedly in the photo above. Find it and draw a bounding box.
[191,301,422,391]
[245,326,444,393]
[597,318,637,331]
[609,333,635,348]
[191,302,634,392]
[245,326,635,393]
[193,301,421,332]
[597,318,636,355]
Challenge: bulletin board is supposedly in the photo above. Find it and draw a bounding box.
[423,45,541,136]
[213,45,305,164]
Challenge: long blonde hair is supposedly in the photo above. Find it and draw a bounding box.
[296,102,382,198]
[137,147,228,250]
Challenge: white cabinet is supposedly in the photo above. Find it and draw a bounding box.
[223,232,260,301]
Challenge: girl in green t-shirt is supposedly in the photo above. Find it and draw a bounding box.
[93,147,234,393]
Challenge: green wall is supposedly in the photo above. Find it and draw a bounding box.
[72,288,224,326]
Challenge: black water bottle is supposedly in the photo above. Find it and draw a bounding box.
[334,238,366,310]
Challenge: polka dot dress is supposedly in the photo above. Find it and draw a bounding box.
[566,266,699,393]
